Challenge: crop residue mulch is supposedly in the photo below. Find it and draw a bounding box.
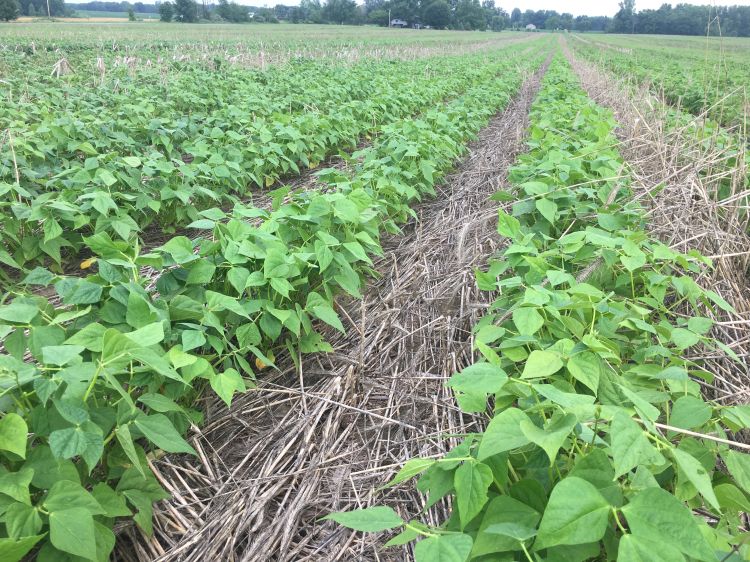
[568,48,750,407]
[114,59,551,561]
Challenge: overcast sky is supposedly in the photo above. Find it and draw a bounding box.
[492,0,750,17]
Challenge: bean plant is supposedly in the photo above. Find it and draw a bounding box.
[328,57,750,562]
[0,43,548,560]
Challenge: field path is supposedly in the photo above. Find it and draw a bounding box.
[564,43,750,404]
[116,58,552,561]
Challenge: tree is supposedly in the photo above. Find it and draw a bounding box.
[489,14,505,31]
[288,6,302,21]
[510,6,520,27]
[367,7,388,25]
[589,15,610,31]
[49,0,63,15]
[422,0,449,28]
[544,14,559,29]
[574,15,591,32]
[230,2,249,21]
[387,0,419,24]
[255,7,277,22]
[363,0,383,14]
[559,11,573,29]
[482,0,505,29]
[272,3,289,18]
[611,0,635,32]
[321,0,356,24]
[527,9,544,27]
[216,0,230,19]
[299,0,322,22]
[127,6,135,19]
[454,0,485,29]
[0,0,19,19]
[27,0,64,16]
[174,0,197,21]
[159,1,173,21]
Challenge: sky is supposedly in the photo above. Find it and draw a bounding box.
[492,0,750,17]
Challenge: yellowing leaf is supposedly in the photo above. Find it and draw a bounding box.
[255,352,274,371]
[80,257,97,269]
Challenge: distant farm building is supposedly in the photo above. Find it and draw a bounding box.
[390,19,408,28]
[525,23,537,31]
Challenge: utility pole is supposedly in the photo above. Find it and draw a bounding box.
[46,0,51,18]
[388,9,391,27]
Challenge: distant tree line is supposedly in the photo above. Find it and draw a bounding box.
[159,0,604,30]
[506,8,610,32]
[0,0,748,37]
[156,0,279,22]
[357,0,508,30]
[4,0,66,17]
[352,1,749,34]
[609,0,749,36]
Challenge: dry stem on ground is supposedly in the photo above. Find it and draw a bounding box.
[114,60,550,562]
[566,44,750,405]
[118,46,750,561]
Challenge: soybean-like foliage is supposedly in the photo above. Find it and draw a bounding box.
[329,58,750,561]
[0,48,535,275]
[571,37,749,239]
[571,35,750,129]
[0,37,548,560]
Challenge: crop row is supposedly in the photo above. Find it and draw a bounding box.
[0,49,547,560]
[0,42,540,275]
[0,29,523,68]
[569,37,749,233]
[1,50,493,131]
[570,37,749,128]
[328,57,750,561]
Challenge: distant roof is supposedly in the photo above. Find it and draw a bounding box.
[525,23,536,29]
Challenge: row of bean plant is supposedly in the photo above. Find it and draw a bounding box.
[0,49,547,561]
[327,57,750,562]
[0,41,538,274]
[570,37,749,128]
[569,38,749,232]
